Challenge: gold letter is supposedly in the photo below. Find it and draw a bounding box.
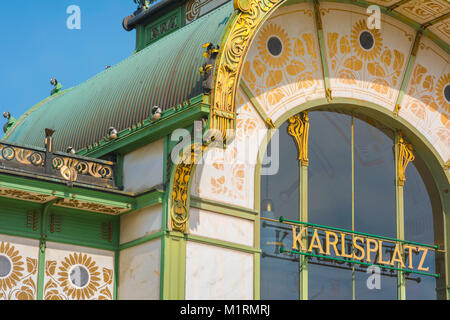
[292,225,307,251]
[353,237,365,260]
[308,229,325,254]
[325,231,341,256]
[340,233,352,258]
[390,243,406,268]
[417,247,430,271]
[366,238,379,263]
[377,240,390,265]
[404,245,416,269]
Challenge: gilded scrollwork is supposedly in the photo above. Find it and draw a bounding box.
[396,133,415,186]
[52,156,114,183]
[0,144,45,167]
[54,198,126,215]
[210,0,284,143]
[287,112,310,166]
[0,188,54,203]
[171,143,205,233]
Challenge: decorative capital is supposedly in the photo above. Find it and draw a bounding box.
[287,112,309,166]
[396,133,415,186]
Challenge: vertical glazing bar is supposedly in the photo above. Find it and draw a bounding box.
[299,163,308,300]
[351,115,355,300]
[395,132,406,300]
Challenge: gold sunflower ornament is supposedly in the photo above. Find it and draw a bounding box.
[57,253,101,300]
[257,23,292,69]
[0,242,24,292]
[351,19,382,61]
[436,73,450,126]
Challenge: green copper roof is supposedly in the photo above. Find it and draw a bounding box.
[4,2,233,152]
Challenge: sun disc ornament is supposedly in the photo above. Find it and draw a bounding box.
[0,242,24,292]
[57,253,100,300]
[351,19,382,61]
[257,23,291,68]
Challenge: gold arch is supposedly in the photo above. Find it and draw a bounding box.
[210,0,287,144]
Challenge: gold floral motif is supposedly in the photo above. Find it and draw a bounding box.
[257,23,291,68]
[327,19,405,99]
[0,242,37,300]
[350,20,382,61]
[405,65,448,126]
[242,30,321,110]
[0,242,24,292]
[56,253,101,300]
[436,73,450,126]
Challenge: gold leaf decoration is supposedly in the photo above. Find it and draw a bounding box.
[26,257,37,275]
[46,260,57,277]
[266,70,283,87]
[16,286,34,300]
[381,49,392,67]
[339,36,350,55]
[367,63,386,77]
[343,57,363,71]
[287,60,306,76]
[253,58,267,77]
[294,38,305,56]
[327,33,338,58]
[371,78,390,95]
[103,268,113,285]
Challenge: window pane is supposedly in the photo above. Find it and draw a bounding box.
[308,111,352,300]
[353,116,396,300]
[404,157,446,300]
[260,122,299,299]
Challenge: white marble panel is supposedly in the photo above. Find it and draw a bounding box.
[120,204,162,244]
[123,138,164,194]
[118,239,161,300]
[189,207,254,247]
[185,242,253,300]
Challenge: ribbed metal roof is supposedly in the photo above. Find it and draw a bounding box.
[4,2,233,152]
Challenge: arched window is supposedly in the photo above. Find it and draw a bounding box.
[260,110,445,300]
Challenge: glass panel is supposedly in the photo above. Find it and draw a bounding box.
[260,122,299,299]
[308,111,352,300]
[404,156,445,300]
[353,116,397,300]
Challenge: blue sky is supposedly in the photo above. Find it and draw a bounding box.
[0,1,138,120]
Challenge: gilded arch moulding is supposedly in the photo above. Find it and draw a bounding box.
[210,0,286,144]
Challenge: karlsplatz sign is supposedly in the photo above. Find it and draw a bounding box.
[273,216,439,278]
